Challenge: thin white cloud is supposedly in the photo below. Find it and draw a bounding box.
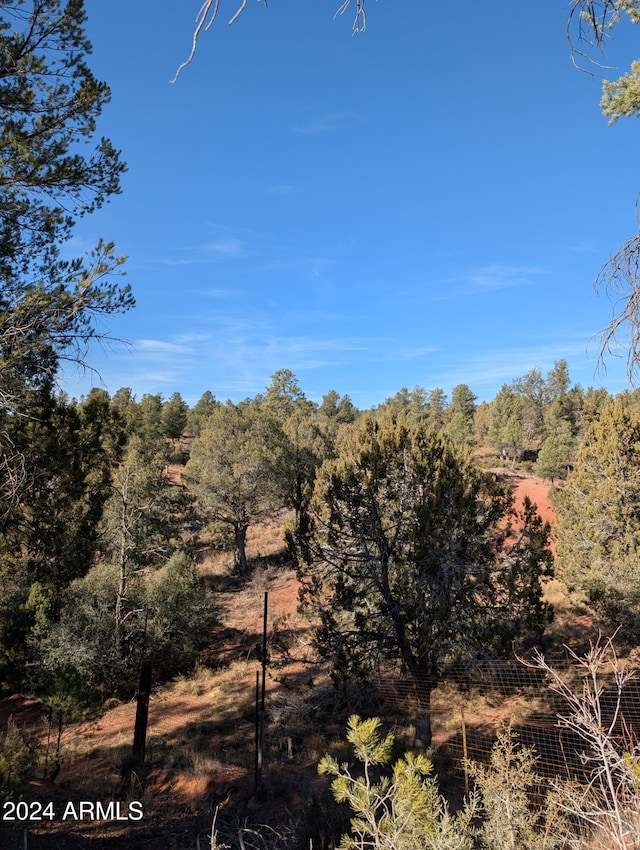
[568,241,598,254]
[428,340,594,399]
[260,257,336,278]
[157,256,197,267]
[266,184,302,195]
[139,370,185,384]
[136,339,193,355]
[61,234,96,255]
[292,111,361,135]
[172,332,213,344]
[459,263,546,292]
[397,345,440,358]
[202,237,243,257]
[197,288,244,299]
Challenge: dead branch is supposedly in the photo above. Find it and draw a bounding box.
[172,0,367,82]
[591,213,640,383]
[566,0,631,74]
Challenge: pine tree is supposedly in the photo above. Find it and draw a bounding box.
[488,387,527,466]
[445,383,477,445]
[187,390,220,435]
[162,392,189,441]
[0,0,131,406]
[0,0,132,530]
[319,715,477,850]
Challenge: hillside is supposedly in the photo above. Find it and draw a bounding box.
[1,472,575,849]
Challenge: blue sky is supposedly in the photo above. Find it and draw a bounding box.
[62,1,640,408]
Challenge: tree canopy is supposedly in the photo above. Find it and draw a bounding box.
[0,0,134,697]
[183,402,285,575]
[0,0,132,384]
[298,414,553,746]
[556,398,640,637]
[0,0,132,518]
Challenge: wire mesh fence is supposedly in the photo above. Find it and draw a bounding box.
[374,654,640,782]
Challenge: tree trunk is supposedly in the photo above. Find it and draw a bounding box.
[115,547,127,652]
[115,484,129,654]
[233,522,249,576]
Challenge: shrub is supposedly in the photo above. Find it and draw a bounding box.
[319,715,478,850]
[0,721,39,801]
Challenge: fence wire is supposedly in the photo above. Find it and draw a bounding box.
[374,657,640,782]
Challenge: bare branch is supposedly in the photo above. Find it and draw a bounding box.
[171,0,220,83]
[592,206,640,383]
[566,0,629,74]
[334,0,367,34]
[527,636,640,850]
[173,0,367,82]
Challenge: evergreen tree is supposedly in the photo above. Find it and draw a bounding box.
[577,387,611,435]
[319,715,477,850]
[511,368,546,441]
[299,415,552,747]
[0,0,131,418]
[281,406,329,532]
[488,387,527,466]
[545,359,571,403]
[100,435,183,655]
[534,420,577,482]
[136,393,166,450]
[147,552,215,680]
[0,3,131,692]
[184,402,285,575]
[474,400,492,446]
[317,389,359,454]
[425,387,447,431]
[556,399,640,637]
[262,371,328,532]
[445,384,477,445]
[162,391,189,441]
[0,390,124,688]
[319,389,358,426]
[263,368,310,421]
[187,390,219,435]
[449,383,477,423]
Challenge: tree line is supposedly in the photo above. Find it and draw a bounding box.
[4,355,639,735]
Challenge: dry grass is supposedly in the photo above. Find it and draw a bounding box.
[197,512,291,579]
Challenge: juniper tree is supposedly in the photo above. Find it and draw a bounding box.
[184,401,285,575]
[556,399,640,637]
[534,419,577,483]
[298,415,553,747]
[488,386,527,466]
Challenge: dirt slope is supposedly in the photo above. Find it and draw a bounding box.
[1,471,560,848]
